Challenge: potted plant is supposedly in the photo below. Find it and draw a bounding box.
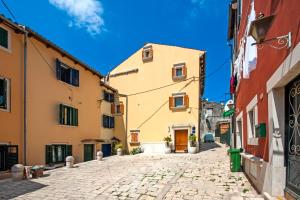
[188,134,197,154]
[163,136,172,154]
[31,165,44,178]
[115,143,123,156]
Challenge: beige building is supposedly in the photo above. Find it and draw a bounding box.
[0,15,117,170]
[108,43,205,153]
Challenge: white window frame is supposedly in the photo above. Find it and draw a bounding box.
[0,77,10,112]
[246,95,258,145]
[0,25,12,53]
[236,111,244,148]
[173,63,186,80]
[172,92,185,108]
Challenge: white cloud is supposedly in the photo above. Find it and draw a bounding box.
[49,0,104,35]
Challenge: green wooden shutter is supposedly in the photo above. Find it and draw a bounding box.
[0,79,7,108]
[72,69,79,87]
[67,106,71,125]
[0,27,8,48]
[56,59,62,80]
[74,108,78,126]
[59,104,63,124]
[45,145,52,164]
[66,145,72,156]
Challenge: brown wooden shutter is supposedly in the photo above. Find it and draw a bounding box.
[169,97,174,110]
[111,104,115,114]
[142,50,145,60]
[184,95,189,108]
[120,102,124,114]
[131,132,138,143]
[183,65,187,77]
[172,67,175,78]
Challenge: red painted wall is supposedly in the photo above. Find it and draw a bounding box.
[235,0,300,161]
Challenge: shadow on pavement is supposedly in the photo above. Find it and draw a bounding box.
[0,179,47,200]
[200,142,222,152]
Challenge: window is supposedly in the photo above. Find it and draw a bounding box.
[111,102,124,115]
[176,68,183,77]
[249,109,256,137]
[45,144,72,165]
[172,63,187,80]
[246,96,258,145]
[0,77,10,111]
[142,46,153,62]
[175,96,184,107]
[0,26,9,50]
[103,115,114,128]
[206,108,213,117]
[104,91,114,103]
[169,93,189,110]
[59,104,78,126]
[56,59,79,87]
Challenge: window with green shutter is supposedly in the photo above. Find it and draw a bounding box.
[102,115,114,129]
[45,144,72,165]
[56,59,80,87]
[59,104,78,126]
[0,78,8,110]
[0,27,8,49]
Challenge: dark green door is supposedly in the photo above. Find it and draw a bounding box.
[84,144,94,162]
[285,75,300,197]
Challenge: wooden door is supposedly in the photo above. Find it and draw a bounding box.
[175,130,188,152]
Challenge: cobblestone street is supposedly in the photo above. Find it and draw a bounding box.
[0,143,264,200]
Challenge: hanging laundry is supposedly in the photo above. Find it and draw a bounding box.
[243,0,257,79]
[234,39,245,81]
[230,75,235,94]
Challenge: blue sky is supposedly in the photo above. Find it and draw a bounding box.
[0,0,230,102]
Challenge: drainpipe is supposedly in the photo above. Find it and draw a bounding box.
[22,27,28,165]
[228,42,236,148]
[119,94,128,153]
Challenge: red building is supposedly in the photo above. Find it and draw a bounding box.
[228,0,300,199]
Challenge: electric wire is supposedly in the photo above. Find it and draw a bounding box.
[0,0,17,22]
[205,56,230,78]
[127,76,199,97]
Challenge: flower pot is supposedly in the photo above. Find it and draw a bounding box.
[164,147,171,154]
[188,146,197,154]
[117,148,123,156]
[32,169,44,178]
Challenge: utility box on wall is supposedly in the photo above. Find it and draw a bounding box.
[255,123,266,138]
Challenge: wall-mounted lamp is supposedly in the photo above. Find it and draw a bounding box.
[249,14,292,49]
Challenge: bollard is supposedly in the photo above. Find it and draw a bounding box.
[66,156,74,168]
[96,151,103,161]
[117,148,123,156]
[11,164,25,181]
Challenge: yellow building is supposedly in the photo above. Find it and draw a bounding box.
[0,15,117,170]
[108,43,205,153]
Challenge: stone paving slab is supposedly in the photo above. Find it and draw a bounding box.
[0,143,264,200]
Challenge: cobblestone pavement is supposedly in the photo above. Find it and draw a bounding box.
[0,143,264,200]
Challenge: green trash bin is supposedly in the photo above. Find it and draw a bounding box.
[227,148,241,172]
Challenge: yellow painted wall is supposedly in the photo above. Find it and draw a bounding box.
[26,38,106,165]
[0,23,24,163]
[109,43,204,152]
[0,21,115,166]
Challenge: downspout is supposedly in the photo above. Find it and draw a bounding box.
[119,94,128,153]
[23,27,28,165]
